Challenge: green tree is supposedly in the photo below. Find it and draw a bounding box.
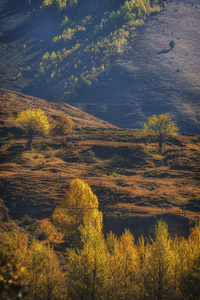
[17,108,50,150]
[143,113,178,153]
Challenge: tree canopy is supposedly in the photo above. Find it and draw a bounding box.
[53,115,74,136]
[17,108,50,150]
[53,178,103,246]
[143,113,178,153]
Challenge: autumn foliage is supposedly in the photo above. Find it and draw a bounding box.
[17,109,50,150]
[143,113,178,153]
[53,178,103,246]
[53,115,74,136]
[0,180,199,300]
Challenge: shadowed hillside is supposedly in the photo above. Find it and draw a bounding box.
[0,0,199,133]
[70,0,200,132]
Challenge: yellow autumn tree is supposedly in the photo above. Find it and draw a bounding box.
[53,178,103,246]
[66,187,107,300]
[25,240,67,300]
[17,108,50,150]
[0,227,29,300]
[38,219,64,246]
[53,115,74,136]
[143,221,174,299]
[0,227,28,266]
[180,221,200,298]
[67,218,107,300]
[143,113,178,153]
[105,230,141,299]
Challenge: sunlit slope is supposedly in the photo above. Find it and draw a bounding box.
[0,88,116,129]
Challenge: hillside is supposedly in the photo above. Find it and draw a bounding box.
[0,89,199,238]
[0,0,199,132]
[0,88,116,128]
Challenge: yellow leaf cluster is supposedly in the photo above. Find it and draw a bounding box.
[53,179,100,227]
[53,115,74,135]
[38,219,64,245]
[143,113,178,138]
[53,179,103,246]
[17,108,50,136]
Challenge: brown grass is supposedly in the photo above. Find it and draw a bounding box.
[0,89,199,236]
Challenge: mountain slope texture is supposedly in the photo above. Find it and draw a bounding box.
[0,0,199,132]
[0,89,200,237]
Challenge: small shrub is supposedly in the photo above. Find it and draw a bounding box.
[53,116,74,136]
[169,40,175,49]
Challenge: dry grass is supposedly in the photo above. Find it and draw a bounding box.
[0,89,199,236]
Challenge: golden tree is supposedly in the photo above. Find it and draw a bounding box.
[38,219,64,246]
[53,115,74,136]
[25,240,67,300]
[17,108,50,150]
[143,113,178,153]
[0,227,28,266]
[67,190,106,300]
[144,221,174,299]
[53,178,102,246]
[67,220,107,300]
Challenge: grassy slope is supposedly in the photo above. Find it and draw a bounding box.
[0,89,199,238]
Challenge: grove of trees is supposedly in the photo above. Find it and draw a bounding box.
[1,179,200,300]
[21,0,167,99]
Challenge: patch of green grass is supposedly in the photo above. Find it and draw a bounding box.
[152,154,165,160]
[31,163,45,171]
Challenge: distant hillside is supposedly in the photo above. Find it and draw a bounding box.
[0,0,199,132]
[0,89,199,237]
[0,88,116,129]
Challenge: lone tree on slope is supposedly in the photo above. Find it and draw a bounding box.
[53,115,74,136]
[143,113,178,153]
[17,108,50,150]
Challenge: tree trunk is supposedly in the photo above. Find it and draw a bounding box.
[27,135,33,150]
[159,140,163,154]
[158,133,163,154]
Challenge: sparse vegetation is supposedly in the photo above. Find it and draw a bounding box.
[0,91,199,227]
[22,0,166,99]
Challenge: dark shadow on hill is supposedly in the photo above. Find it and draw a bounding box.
[156,48,172,55]
[103,213,192,240]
